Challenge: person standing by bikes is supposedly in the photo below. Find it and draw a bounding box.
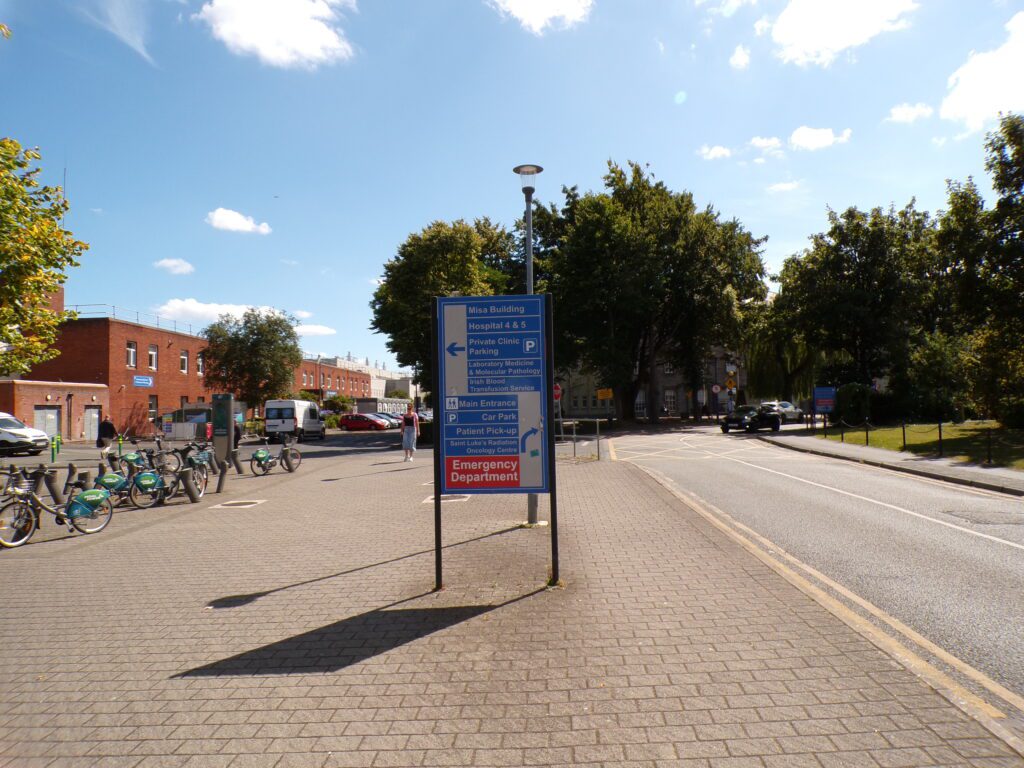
[97,414,117,457]
[401,403,419,462]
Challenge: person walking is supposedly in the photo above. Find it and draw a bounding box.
[97,414,117,457]
[401,403,419,462]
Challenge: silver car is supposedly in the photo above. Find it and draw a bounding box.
[760,400,804,423]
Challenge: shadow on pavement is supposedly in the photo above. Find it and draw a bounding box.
[205,525,521,609]
[177,588,543,677]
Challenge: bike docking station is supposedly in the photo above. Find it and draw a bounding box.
[211,394,234,493]
[431,294,560,591]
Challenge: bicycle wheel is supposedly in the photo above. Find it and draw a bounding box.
[286,448,302,470]
[192,465,209,496]
[250,457,270,476]
[159,470,180,501]
[157,451,181,474]
[0,500,36,547]
[70,495,113,534]
[129,480,162,509]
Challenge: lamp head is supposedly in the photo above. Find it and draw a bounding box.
[513,164,543,193]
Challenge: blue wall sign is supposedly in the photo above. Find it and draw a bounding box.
[133,375,154,388]
[436,295,550,495]
[814,386,837,413]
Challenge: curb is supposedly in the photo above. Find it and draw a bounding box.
[758,435,1024,498]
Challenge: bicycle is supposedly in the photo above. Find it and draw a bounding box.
[127,446,212,508]
[250,437,302,475]
[0,469,113,548]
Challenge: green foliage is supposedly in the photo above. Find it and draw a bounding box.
[324,395,353,413]
[291,390,319,402]
[324,414,341,429]
[388,389,409,400]
[371,219,506,387]
[201,309,303,413]
[0,138,87,375]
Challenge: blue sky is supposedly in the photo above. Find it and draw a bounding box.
[3,0,1023,370]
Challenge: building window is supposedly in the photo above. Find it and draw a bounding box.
[664,390,677,413]
[320,373,325,386]
[663,362,673,375]
[303,372,307,386]
[148,395,158,422]
[197,396,205,403]
[179,350,189,373]
[126,341,137,368]
[148,344,158,370]
[197,353,204,376]
[572,396,579,408]
[591,396,598,407]
[180,396,189,407]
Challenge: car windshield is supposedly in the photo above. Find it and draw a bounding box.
[266,407,295,419]
[0,417,27,430]
[735,406,757,415]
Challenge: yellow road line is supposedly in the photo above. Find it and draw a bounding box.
[634,464,1024,757]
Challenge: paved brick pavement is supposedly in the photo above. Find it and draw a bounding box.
[1,443,1021,767]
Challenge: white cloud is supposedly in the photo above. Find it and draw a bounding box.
[296,324,337,337]
[940,12,1024,133]
[294,310,314,320]
[90,207,104,215]
[156,298,273,324]
[885,102,934,123]
[82,0,154,64]
[488,0,593,35]
[767,181,800,193]
[280,258,300,266]
[153,258,195,275]
[771,0,918,67]
[932,137,948,148]
[789,126,851,150]
[656,38,666,55]
[699,144,732,160]
[754,15,771,36]
[729,44,751,69]
[696,0,758,18]
[205,207,272,235]
[749,135,784,158]
[193,0,356,69]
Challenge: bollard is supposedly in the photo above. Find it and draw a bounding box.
[902,422,907,451]
[207,456,219,476]
[572,420,577,458]
[282,448,296,472]
[31,466,46,495]
[230,449,244,475]
[841,423,845,443]
[98,462,108,480]
[55,435,62,455]
[50,437,57,463]
[865,421,869,446]
[179,467,201,503]
[64,462,78,495]
[117,435,123,457]
[78,470,93,489]
[215,460,229,493]
[44,470,65,505]
[107,454,120,471]
[938,420,944,457]
[987,428,993,465]
[596,419,601,461]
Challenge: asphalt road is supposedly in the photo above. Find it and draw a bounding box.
[613,425,1024,702]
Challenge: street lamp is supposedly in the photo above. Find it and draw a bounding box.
[513,164,543,525]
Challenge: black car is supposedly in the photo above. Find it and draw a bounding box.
[721,404,781,433]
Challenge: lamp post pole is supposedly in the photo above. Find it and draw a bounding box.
[514,164,543,525]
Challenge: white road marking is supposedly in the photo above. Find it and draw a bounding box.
[618,435,1024,553]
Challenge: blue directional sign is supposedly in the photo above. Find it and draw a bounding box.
[813,386,837,414]
[133,375,154,388]
[437,295,550,494]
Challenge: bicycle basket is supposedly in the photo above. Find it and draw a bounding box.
[122,452,145,465]
[67,488,110,518]
[96,473,127,491]
[253,449,270,462]
[192,451,211,465]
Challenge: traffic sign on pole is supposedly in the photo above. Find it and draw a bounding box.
[436,295,550,495]
[553,383,562,401]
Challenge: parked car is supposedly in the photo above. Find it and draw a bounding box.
[339,413,390,431]
[760,400,804,423]
[371,412,402,428]
[721,404,782,433]
[0,412,49,456]
[417,411,433,423]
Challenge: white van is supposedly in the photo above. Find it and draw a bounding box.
[0,412,50,456]
[263,400,324,442]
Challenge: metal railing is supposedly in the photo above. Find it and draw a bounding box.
[66,304,199,336]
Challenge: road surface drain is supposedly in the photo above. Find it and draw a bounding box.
[211,500,266,509]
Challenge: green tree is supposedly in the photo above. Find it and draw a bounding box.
[324,394,354,413]
[201,309,303,414]
[742,299,821,403]
[0,138,87,375]
[548,161,766,420]
[371,219,508,387]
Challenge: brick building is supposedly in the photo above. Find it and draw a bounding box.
[30,317,213,433]
[293,358,371,401]
[0,380,109,440]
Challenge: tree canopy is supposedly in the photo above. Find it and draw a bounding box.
[0,138,87,375]
[201,309,303,413]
